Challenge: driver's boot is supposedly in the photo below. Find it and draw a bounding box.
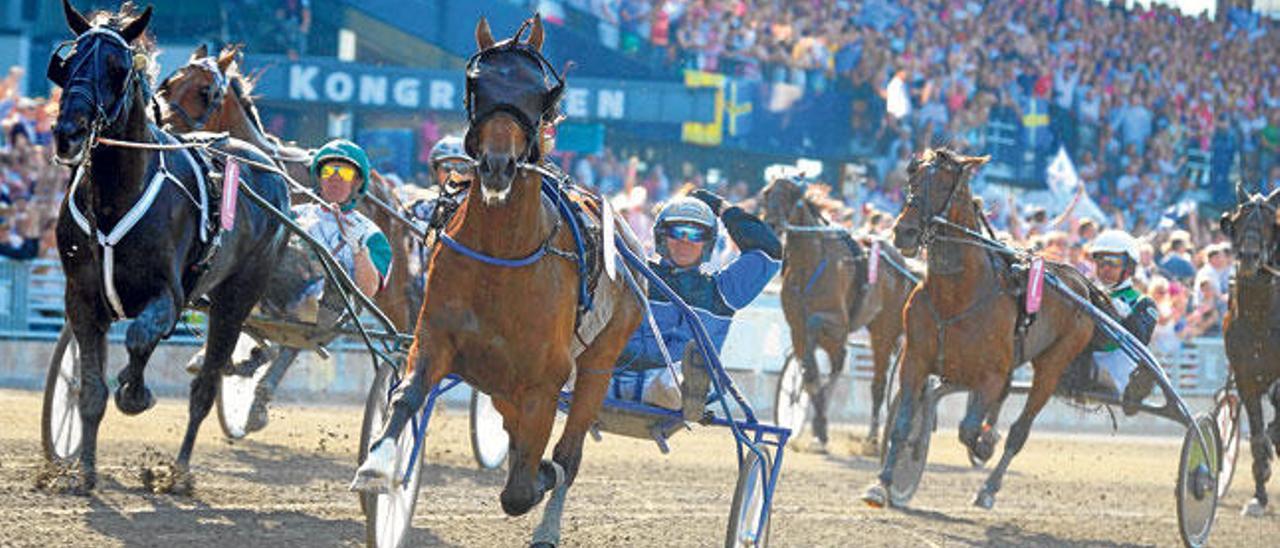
[1122,367,1156,416]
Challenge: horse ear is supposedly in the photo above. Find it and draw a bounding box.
[528,14,544,52]
[959,155,990,170]
[120,5,153,43]
[216,47,236,73]
[476,17,496,50]
[63,0,91,36]
[190,44,208,61]
[1236,181,1248,204]
[1219,211,1234,239]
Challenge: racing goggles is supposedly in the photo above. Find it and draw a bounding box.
[663,223,713,243]
[320,163,359,183]
[437,159,475,177]
[1092,254,1127,269]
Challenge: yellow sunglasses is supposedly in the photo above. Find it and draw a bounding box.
[320,163,358,182]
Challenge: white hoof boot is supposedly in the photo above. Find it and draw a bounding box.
[1242,498,1267,517]
[350,440,396,494]
[185,350,206,375]
[861,483,888,508]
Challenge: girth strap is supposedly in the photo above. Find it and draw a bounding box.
[920,284,1003,372]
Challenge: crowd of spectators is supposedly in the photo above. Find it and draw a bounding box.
[570,0,1280,229]
[0,68,65,262]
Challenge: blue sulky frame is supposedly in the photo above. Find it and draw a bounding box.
[383,233,792,541]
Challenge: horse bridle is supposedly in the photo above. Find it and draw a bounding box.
[1229,198,1279,276]
[903,159,967,248]
[160,56,228,131]
[47,27,145,165]
[462,23,565,165]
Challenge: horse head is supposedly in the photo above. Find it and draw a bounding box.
[1220,182,1277,277]
[758,175,806,234]
[50,0,154,164]
[157,44,239,132]
[465,15,563,204]
[892,148,988,257]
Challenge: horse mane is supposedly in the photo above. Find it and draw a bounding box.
[803,184,851,223]
[219,50,278,146]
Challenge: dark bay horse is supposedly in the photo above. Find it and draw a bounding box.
[864,148,1103,509]
[352,16,643,546]
[156,45,417,330]
[758,177,919,452]
[48,0,288,492]
[1219,186,1280,517]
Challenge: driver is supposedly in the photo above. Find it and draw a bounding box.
[1087,229,1159,414]
[610,189,781,420]
[407,135,474,230]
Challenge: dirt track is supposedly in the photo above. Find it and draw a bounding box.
[0,388,1276,547]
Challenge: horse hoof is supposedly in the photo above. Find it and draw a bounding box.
[185,352,204,375]
[114,383,156,416]
[861,484,889,508]
[808,439,829,455]
[973,490,996,510]
[1242,498,1267,517]
[350,441,395,494]
[35,461,94,495]
[861,437,880,457]
[529,543,556,548]
[140,461,193,495]
[244,384,274,434]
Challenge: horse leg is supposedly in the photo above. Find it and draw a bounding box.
[973,342,1074,509]
[814,334,847,450]
[70,319,108,493]
[245,346,300,434]
[500,387,561,517]
[865,326,895,451]
[802,315,829,444]
[960,374,1006,463]
[352,338,453,492]
[532,314,634,546]
[1268,381,1280,457]
[1241,383,1271,515]
[863,349,928,507]
[115,289,179,415]
[174,267,269,477]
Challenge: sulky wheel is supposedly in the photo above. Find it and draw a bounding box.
[215,338,287,440]
[359,365,427,548]
[1210,389,1241,500]
[724,449,772,548]
[41,326,82,464]
[772,353,809,440]
[1176,412,1221,548]
[469,389,509,470]
[879,380,936,508]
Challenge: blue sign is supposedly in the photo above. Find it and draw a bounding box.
[241,55,714,125]
[356,128,415,178]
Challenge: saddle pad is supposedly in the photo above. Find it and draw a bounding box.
[1026,257,1045,314]
[868,240,880,284]
[220,159,240,231]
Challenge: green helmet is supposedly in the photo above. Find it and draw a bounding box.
[310,139,371,211]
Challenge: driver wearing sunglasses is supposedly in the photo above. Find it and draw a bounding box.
[1082,229,1159,415]
[293,139,393,305]
[608,188,782,420]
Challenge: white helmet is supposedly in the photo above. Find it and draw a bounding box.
[1089,229,1140,264]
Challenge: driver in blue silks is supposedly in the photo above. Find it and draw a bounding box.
[610,189,782,420]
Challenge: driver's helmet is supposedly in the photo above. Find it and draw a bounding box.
[428,135,472,193]
[1089,229,1140,278]
[653,196,717,265]
[310,139,370,212]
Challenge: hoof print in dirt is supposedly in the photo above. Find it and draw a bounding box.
[34,462,92,495]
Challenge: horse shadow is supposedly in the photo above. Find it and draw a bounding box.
[823,451,997,477]
[83,489,453,547]
[218,442,358,487]
[983,523,1149,548]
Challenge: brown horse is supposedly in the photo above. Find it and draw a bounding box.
[156,46,417,330]
[758,177,919,451]
[352,17,643,546]
[1219,186,1280,517]
[864,148,1103,509]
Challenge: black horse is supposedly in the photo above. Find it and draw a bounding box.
[48,0,289,492]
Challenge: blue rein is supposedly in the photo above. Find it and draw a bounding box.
[436,175,593,311]
[801,257,828,296]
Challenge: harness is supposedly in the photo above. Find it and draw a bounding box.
[162,56,228,130]
[436,171,597,316]
[780,195,870,325]
[65,128,214,319]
